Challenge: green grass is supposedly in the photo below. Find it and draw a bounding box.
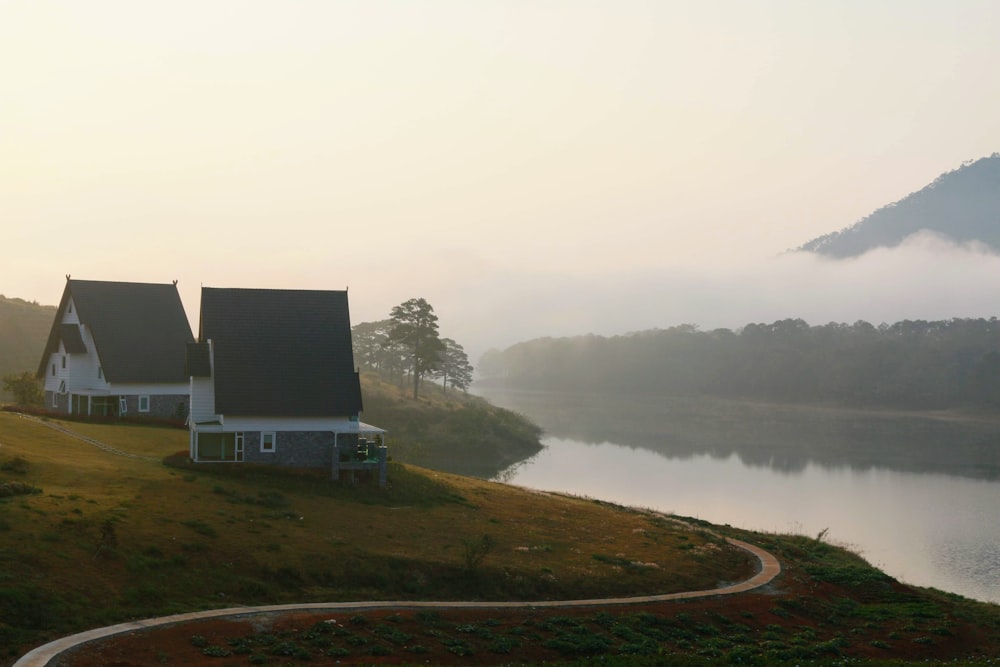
[0,412,750,659]
[4,404,1000,666]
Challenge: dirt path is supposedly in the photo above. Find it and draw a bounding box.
[14,538,779,666]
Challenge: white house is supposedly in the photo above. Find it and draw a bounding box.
[186,287,387,485]
[37,278,194,420]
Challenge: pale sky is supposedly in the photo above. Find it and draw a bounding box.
[5,1,1000,361]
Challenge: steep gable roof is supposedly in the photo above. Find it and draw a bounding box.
[37,280,194,383]
[199,287,363,417]
[186,342,212,377]
[59,324,87,353]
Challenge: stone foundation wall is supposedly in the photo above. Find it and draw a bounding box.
[243,431,333,468]
[44,391,69,413]
[147,395,187,421]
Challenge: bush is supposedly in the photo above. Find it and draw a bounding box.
[462,534,496,573]
[0,456,29,474]
[2,372,43,407]
[0,481,41,497]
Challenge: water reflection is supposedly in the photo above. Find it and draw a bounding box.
[479,388,1000,604]
[481,389,1000,479]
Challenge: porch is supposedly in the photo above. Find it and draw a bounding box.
[332,424,388,487]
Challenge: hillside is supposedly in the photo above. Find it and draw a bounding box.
[798,154,1000,257]
[0,296,54,399]
[0,413,749,663]
[359,372,542,478]
[4,413,1000,666]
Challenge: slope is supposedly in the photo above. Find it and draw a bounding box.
[0,296,54,398]
[798,153,1000,257]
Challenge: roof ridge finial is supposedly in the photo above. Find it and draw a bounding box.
[65,274,71,281]
[173,279,178,286]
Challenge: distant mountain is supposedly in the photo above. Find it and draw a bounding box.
[0,295,55,399]
[798,154,1000,258]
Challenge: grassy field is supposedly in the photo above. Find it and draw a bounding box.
[0,412,750,663]
[4,410,1000,665]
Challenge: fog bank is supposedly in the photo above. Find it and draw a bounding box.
[412,233,1000,362]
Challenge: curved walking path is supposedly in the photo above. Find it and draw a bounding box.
[14,538,780,666]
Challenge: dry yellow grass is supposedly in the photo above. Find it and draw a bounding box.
[0,412,754,658]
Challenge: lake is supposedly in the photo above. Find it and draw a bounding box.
[476,387,1000,605]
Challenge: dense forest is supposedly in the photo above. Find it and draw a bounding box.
[478,318,1000,411]
[797,154,1000,257]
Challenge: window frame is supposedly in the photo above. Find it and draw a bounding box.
[138,395,150,413]
[261,431,276,453]
[119,396,128,414]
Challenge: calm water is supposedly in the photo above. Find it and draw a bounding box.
[478,388,1000,604]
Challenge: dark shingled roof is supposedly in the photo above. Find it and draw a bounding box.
[199,287,363,418]
[59,324,87,354]
[186,342,212,377]
[37,280,194,383]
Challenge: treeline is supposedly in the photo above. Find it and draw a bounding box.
[478,318,1000,410]
[352,297,473,399]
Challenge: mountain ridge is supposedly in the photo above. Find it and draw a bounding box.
[798,153,1000,257]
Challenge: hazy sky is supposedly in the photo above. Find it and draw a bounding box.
[5,1,1000,361]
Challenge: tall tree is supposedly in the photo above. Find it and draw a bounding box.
[389,298,445,399]
[434,338,474,393]
[352,319,407,379]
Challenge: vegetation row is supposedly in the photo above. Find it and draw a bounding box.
[479,317,1000,411]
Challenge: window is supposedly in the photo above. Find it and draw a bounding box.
[261,432,276,453]
[98,366,103,380]
[138,395,150,413]
[51,392,58,408]
[196,433,239,462]
[58,380,66,393]
[119,397,128,414]
[92,396,113,417]
[51,363,55,377]
[61,356,66,369]
[235,432,244,462]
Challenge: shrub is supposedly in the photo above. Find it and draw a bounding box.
[0,481,41,497]
[462,534,496,573]
[0,456,29,474]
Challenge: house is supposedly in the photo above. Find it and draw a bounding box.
[37,278,194,420]
[186,287,387,485]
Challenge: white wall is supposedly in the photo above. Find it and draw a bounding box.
[189,376,217,423]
